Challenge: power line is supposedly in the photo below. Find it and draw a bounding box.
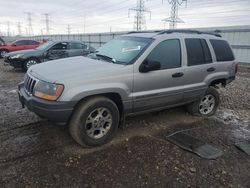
[162,0,187,29]
[128,0,151,31]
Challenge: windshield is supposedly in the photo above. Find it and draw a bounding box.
[90,36,152,64]
[36,41,54,50]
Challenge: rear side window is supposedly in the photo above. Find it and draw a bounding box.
[147,39,181,70]
[185,38,212,66]
[210,39,234,61]
[28,40,39,45]
[69,43,83,49]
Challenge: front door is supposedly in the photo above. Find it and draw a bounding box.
[133,39,184,112]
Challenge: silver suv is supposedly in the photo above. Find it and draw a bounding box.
[18,30,237,147]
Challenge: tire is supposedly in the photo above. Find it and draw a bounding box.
[0,49,9,58]
[69,96,120,147]
[187,87,220,116]
[22,57,39,71]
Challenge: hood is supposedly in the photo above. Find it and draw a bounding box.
[6,49,43,57]
[29,56,127,83]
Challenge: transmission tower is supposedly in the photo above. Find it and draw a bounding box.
[67,24,71,35]
[128,0,151,31]
[42,13,51,35]
[7,21,10,36]
[162,0,187,29]
[17,22,22,36]
[24,12,33,36]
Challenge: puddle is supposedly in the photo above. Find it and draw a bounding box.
[216,108,250,141]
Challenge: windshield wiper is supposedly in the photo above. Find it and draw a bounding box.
[96,53,117,63]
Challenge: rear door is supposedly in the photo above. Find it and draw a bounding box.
[133,38,184,112]
[181,37,214,102]
[68,42,85,57]
[26,40,40,49]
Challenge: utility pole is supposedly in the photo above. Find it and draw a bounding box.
[17,22,22,36]
[128,0,151,31]
[162,0,187,29]
[42,13,51,35]
[83,14,86,34]
[67,24,71,39]
[24,12,33,36]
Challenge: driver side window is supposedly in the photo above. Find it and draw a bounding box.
[147,39,181,70]
[50,42,68,50]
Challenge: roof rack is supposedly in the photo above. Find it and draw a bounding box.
[157,29,221,37]
[127,30,161,34]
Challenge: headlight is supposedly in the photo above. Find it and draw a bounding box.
[33,80,64,101]
[10,54,24,59]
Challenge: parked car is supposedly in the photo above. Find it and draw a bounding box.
[0,39,42,58]
[18,30,237,147]
[4,40,95,71]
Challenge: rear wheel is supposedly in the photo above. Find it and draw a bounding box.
[187,87,220,116]
[69,96,120,147]
[0,49,9,58]
[23,58,39,71]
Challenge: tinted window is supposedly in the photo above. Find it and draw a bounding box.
[210,39,234,61]
[50,42,68,50]
[185,38,212,66]
[69,43,83,49]
[28,40,39,45]
[147,39,181,70]
[15,40,29,45]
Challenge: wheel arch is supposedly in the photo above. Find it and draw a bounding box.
[209,78,227,87]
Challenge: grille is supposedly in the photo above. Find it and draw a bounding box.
[24,74,37,94]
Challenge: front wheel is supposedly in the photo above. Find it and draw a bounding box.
[69,96,120,147]
[187,87,220,116]
[23,58,39,71]
[0,49,9,58]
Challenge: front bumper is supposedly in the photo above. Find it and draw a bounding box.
[4,57,25,68]
[18,82,76,123]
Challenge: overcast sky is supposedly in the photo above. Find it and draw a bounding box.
[0,0,250,36]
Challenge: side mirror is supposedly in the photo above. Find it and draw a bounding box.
[12,43,17,46]
[139,59,161,73]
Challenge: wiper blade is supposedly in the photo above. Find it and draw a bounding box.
[96,53,117,63]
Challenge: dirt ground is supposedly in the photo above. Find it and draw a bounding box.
[0,60,249,188]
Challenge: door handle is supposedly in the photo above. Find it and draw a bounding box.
[207,67,215,72]
[172,72,184,78]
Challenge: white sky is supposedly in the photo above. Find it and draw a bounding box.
[0,0,250,36]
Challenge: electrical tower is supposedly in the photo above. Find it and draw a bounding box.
[162,0,187,29]
[17,22,22,36]
[42,13,51,35]
[24,12,33,36]
[67,24,71,35]
[7,21,10,36]
[128,0,151,31]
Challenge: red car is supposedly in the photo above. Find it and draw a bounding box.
[0,39,42,58]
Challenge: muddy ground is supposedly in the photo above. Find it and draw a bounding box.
[0,60,249,188]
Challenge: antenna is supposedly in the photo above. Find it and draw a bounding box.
[128,0,151,31]
[162,0,187,29]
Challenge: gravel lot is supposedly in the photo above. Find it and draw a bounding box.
[0,60,249,188]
